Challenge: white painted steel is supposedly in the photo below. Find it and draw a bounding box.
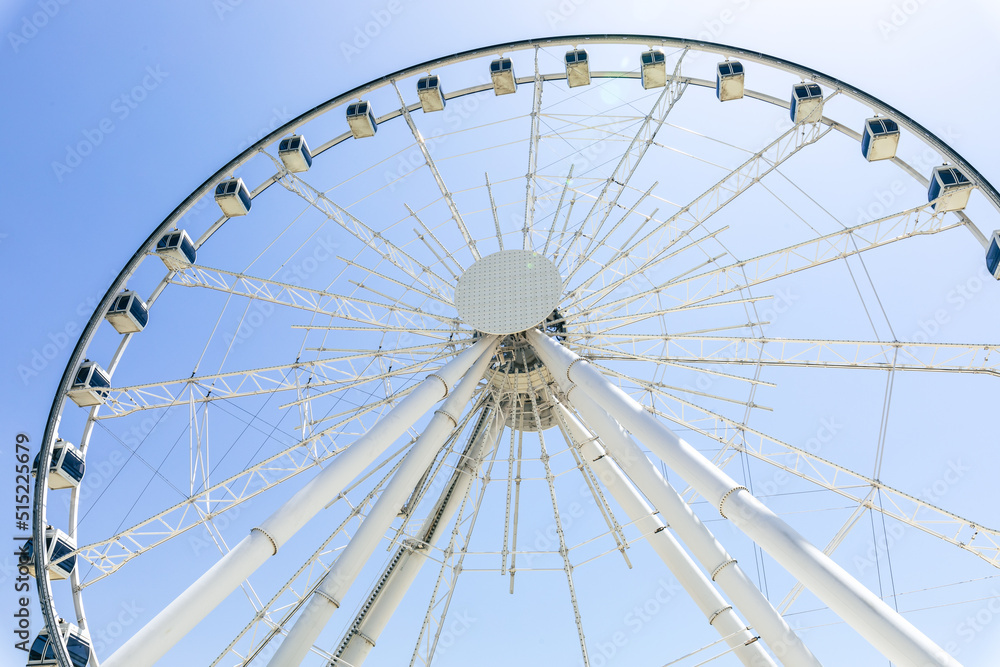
[337,408,506,666]
[37,35,1000,667]
[526,328,961,667]
[455,250,562,335]
[267,339,499,667]
[101,336,497,667]
[556,381,818,667]
[554,403,776,667]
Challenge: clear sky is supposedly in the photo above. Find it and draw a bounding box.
[3,1,1000,666]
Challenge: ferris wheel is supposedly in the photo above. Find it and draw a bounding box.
[27,35,1000,667]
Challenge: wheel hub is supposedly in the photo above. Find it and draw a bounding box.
[454,249,563,335]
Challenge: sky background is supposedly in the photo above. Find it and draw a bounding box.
[3,0,1000,665]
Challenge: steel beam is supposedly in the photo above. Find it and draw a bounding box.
[266,339,499,666]
[555,403,778,667]
[526,328,960,667]
[101,336,497,667]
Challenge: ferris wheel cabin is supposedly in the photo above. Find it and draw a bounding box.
[214,177,252,217]
[67,360,110,408]
[27,620,91,667]
[490,57,516,95]
[716,61,745,101]
[156,229,197,271]
[105,290,149,334]
[790,83,823,123]
[640,50,667,89]
[32,439,85,490]
[861,117,900,161]
[278,135,313,172]
[928,165,972,212]
[565,49,590,88]
[19,526,77,581]
[417,75,446,112]
[988,230,1000,279]
[347,101,377,138]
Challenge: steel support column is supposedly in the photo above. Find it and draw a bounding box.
[557,387,818,666]
[102,336,497,667]
[526,328,959,667]
[267,339,499,666]
[555,403,776,667]
[335,406,505,666]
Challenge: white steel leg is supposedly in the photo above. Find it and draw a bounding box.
[103,336,498,667]
[559,384,818,667]
[554,402,776,667]
[267,338,500,667]
[526,328,959,667]
[337,406,505,666]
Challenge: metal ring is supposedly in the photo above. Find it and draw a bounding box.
[434,408,458,428]
[427,373,449,397]
[567,357,586,382]
[708,605,733,626]
[251,526,278,556]
[313,587,340,608]
[711,559,738,581]
[718,485,749,518]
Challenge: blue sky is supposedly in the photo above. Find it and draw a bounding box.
[4,1,1000,665]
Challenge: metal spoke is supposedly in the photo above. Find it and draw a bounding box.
[568,120,833,304]
[393,81,480,262]
[598,363,1000,567]
[278,171,455,298]
[96,343,464,419]
[209,461,397,667]
[523,379,590,667]
[484,172,505,251]
[573,334,1000,376]
[524,47,544,251]
[170,263,459,328]
[40,36,998,667]
[580,203,956,326]
[64,380,432,584]
[407,413,501,667]
[564,51,689,281]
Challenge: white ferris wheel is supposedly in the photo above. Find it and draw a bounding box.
[27,35,1000,667]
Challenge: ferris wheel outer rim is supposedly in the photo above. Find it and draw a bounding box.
[32,33,999,667]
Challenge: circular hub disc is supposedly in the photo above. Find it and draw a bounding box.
[455,249,563,334]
